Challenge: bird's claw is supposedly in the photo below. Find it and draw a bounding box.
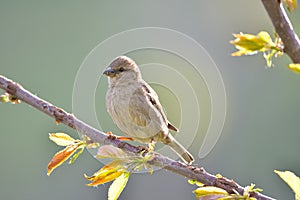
[137,141,156,155]
[137,145,150,153]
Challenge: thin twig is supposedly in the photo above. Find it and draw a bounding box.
[261,0,300,63]
[0,75,275,200]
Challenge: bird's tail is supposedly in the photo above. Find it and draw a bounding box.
[163,134,194,164]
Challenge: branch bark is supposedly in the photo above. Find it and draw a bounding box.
[0,75,274,200]
[261,0,300,63]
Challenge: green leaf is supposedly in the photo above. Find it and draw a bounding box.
[230,32,265,56]
[216,173,223,178]
[230,31,282,57]
[193,186,228,199]
[248,183,263,193]
[49,133,76,146]
[263,50,277,68]
[97,145,128,159]
[47,143,82,175]
[275,170,300,199]
[69,146,84,164]
[288,63,300,74]
[0,93,9,103]
[188,179,204,187]
[108,172,130,200]
[85,160,128,187]
[258,31,273,45]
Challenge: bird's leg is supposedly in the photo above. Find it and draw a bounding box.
[106,131,133,141]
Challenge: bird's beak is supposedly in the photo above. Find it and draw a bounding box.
[103,67,116,77]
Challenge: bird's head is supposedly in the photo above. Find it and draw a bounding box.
[103,56,141,83]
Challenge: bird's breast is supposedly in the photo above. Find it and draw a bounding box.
[106,83,136,132]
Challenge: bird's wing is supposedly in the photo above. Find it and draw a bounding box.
[131,83,178,132]
[128,85,151,127]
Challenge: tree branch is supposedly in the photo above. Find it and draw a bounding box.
[0,75,274,200]
[261,0,300,63]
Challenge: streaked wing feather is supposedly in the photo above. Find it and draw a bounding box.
[141,83,179,132]
[128,89,150,127]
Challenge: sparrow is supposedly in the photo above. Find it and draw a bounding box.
[103,56,194,164]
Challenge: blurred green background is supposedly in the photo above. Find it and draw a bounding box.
[1,1,300,199]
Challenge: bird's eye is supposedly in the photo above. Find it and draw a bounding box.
[119,67,125,72]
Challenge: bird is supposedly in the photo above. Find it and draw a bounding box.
[103,56,194,164]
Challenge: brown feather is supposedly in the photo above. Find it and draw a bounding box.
[142,83,179,132]
[167,122,178,132]
[142,84,167,122]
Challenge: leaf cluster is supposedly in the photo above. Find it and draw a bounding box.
[47,132,153,200]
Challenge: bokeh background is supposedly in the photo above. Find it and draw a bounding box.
[1,1,300,200]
